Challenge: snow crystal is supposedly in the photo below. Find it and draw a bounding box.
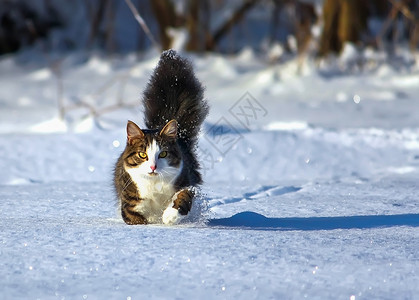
[112,140,120,148]
[353,94,361,104]
[161,49,180,61]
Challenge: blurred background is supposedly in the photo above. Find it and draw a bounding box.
[1,0,418,59]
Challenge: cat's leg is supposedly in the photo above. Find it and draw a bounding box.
[162,189,193,225]
[120,188,148,225]
[121,202,147,225]
[173,189,193,215]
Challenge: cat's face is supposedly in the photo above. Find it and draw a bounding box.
[122,120,182,182]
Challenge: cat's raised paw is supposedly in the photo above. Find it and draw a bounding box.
[173,189,193,215]
[162,189,194,225]
[162,207,182,225]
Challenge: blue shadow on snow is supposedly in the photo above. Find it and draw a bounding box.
[207,211,419,231]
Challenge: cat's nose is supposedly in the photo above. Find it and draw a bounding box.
[150,165,157,172]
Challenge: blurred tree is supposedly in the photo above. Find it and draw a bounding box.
[205,0,258,51]
[150,0,178,50]
[410,2,419,50]
[0,0,61,55]
[150,0,257,51]
[2,0,419,59]
[85,0,120,52]
[375,0,419,52]
[268,0,316,62]
[295,1,316,56]
[86,0,107,47]
[185,0,211,52]
[319,0,369,56]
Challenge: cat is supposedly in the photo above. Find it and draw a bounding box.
[114,50,209,225]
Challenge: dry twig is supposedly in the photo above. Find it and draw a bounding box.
[377,0,418,47]
[125,0,160,50]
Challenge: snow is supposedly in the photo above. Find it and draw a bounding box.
[1,49,419,299]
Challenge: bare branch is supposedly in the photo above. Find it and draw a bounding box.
[125,0,160,51]
[377,0,418,48]
[87,0,109,48]
[206,0,258,50]
[388,0,416,21]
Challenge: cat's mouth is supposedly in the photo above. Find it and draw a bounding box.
[148,172,158,176]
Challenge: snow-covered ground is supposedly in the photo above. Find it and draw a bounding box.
[1,48,419,299]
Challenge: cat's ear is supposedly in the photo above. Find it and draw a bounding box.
[127,121,144,145]
[160,119,177,140]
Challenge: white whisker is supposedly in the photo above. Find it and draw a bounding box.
[121,177,133,192]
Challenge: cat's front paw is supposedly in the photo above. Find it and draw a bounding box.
[162,206,182,225]
[173,189,193,215]
[162,189,194,225]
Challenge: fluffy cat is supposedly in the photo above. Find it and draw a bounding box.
[114,50,209,225]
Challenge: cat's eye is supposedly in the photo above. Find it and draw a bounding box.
[159,151,168,158]
[138,152,148,159]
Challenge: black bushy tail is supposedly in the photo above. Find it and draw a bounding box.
[142,50,209,146]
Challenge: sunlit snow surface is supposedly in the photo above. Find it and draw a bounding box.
[1,50,419,299]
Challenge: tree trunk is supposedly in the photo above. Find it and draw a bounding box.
[150,0,177,50]
[185,0,200,51]
[295,1,316,55]
[87,0,110,48]
[338,0,368,45]
[319,0,368,56]
[319,0,341,56]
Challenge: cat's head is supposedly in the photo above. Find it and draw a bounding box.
[122,119,182,182]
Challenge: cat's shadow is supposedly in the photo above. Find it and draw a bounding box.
[207,211,419,231]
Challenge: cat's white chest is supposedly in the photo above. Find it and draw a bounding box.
[132,176,175,223]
